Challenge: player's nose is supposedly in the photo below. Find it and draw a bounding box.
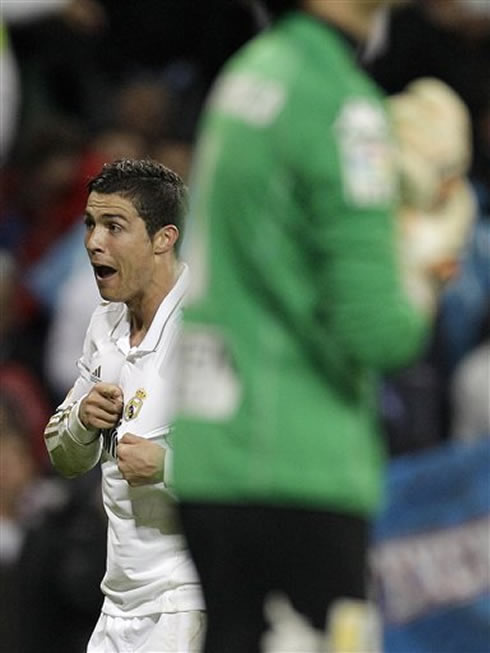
[85,225,106,254]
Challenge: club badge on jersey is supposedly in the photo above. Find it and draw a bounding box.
[124,388,147,421]
[335,98,396,208]
[101,389,148,459]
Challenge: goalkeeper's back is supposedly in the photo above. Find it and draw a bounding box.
[175,10,428,514]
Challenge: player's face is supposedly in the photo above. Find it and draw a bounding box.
[84,192,157,304]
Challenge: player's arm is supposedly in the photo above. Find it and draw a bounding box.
[302,82,473,371]
[300,92,427,371]
[45,378,123,478]
[44,378,100,478]
[44,309,124,478]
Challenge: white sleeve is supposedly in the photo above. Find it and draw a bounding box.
[44,321,103,478]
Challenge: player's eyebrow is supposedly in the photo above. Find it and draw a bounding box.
[83,211,130,222]
[100,213,130,222]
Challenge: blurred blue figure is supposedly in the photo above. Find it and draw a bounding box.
[439,208,490,374]
[372,437,490,653]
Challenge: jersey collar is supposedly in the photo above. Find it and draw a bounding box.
[110,263,189,355]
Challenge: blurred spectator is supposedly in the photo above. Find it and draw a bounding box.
[0,397,105,653]
[450,336,490,442]
[2,119,97,267]
[112,76,175,143]
[441,221,490,441]
[0,361,52,467]
[0,249,17,344]
[379,356,444,457]
[0,413,37,653]
[0,120,98,385]
[5,0,107,146]
[0,21,20,162]
[0,396,67,653]
[6,0,259,158]
[431,183,489,446]
[365,0,490,192]
[94,0,259,91]
[40,222,100,403]
[439,220,490,373]
[0,250,53,462]
[372,436,490,653]
[91,126,146,163]
[365,0,490,453]
[1,119,149,334]
[1,0,104,163]
[0,405,38,566]
[1,0,105,29]
[151,138,194,182]
[17,469,106,653]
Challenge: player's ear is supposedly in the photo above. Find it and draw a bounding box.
[153,225,179,254]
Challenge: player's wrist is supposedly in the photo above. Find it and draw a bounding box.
[68,398,100,445]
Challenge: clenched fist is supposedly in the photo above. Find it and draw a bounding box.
[117,433,165,486]
[79,383,123,430]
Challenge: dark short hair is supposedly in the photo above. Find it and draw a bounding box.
[87,159,187,241]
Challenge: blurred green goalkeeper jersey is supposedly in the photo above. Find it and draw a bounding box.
[174,11,428,514]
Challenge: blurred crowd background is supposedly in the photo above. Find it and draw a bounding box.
[0,1,488,652]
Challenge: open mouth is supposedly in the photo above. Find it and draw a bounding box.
[93,265,117,281]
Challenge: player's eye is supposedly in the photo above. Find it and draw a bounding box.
[108,222,123,233]
[84,216,95,230]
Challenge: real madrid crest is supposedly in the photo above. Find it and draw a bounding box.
[124,388,147,421]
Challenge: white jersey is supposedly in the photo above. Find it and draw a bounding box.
[44,264,203,617]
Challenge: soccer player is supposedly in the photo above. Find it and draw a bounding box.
[172,1,474,652]
[43,159,204,653]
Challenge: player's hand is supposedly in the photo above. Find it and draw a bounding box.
[117,433,165,487]
[79,383,123,430]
